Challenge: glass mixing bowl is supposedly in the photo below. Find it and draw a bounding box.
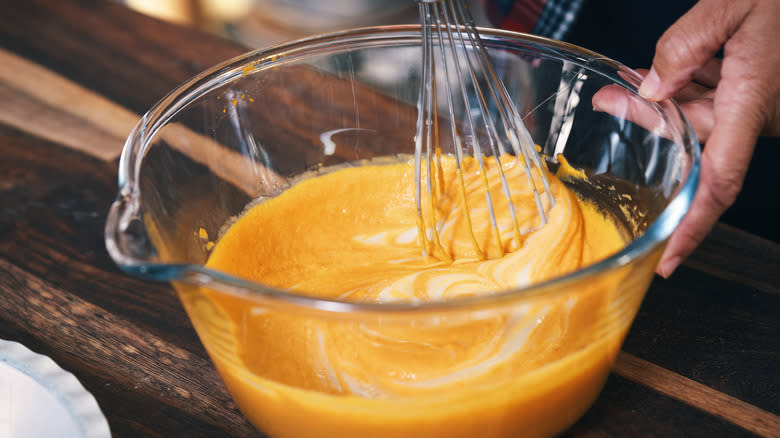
[105,26,699,438]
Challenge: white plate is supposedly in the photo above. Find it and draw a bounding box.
[0,339,111,438]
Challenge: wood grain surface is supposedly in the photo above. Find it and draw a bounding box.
[1,1,778,437]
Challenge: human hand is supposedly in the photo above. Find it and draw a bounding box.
[637,0,780,278]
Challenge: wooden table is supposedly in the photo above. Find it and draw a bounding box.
[1,1,778,437]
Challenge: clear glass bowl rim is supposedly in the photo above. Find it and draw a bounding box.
[106,24,701,314]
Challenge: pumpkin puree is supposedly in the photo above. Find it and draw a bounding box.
[181,156,630,438]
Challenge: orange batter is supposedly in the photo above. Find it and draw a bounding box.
[178,155,632,438]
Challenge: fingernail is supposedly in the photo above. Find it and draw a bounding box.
[638,68,661,100]
[658,256,681,279]
[592,95,604,112]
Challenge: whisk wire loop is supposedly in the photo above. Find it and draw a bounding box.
[432,4,488,259]
[414,0,555,261]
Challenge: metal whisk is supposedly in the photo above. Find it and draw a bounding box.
[414,0,555,261]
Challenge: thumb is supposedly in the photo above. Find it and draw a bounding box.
[638,0,753,101]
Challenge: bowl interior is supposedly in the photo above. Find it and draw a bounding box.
[109,25,698,300]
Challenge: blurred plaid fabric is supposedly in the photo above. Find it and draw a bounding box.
[484,0,584,39]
